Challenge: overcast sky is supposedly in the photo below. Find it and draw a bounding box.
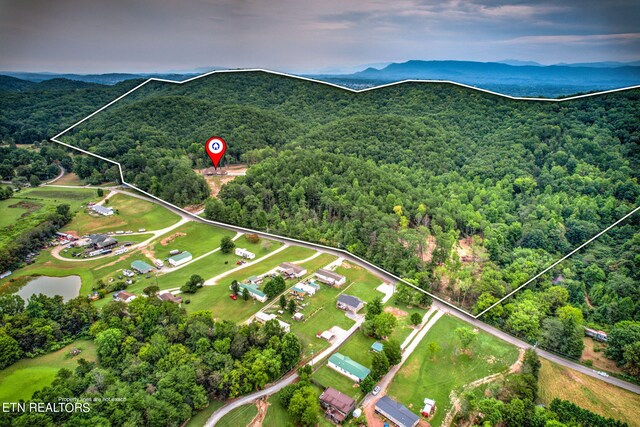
[0,0,639,73]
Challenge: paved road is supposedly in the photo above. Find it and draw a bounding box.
[203,317,365,426]
[58,185,640,397]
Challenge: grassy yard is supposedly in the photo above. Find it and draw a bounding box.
[297,253,337,273]
[0,339,97,402]
[176,245,314,321]
[387,315,519,427]
[65,192,180,235]
[185,400,225,427]
[0,198,40,228]
[146,221,235,259]
[53,172,85,186]
[334,262,385,303]
[18,186,97,211]
[216,402,258,427]
[313,365,364,400]
[538,359,639,426]
[263,392,296,427]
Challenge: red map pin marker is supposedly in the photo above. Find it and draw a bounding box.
[205,136,227,169]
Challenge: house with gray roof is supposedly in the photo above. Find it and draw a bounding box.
[336,294,364,313]
[375,396,420,427]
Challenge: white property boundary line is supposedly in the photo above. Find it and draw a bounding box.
[50,68,640,319]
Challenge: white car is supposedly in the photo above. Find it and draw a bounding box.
[597,371,609,378]
[372,386,381,396]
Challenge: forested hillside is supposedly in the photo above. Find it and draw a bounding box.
[3,72,640,378]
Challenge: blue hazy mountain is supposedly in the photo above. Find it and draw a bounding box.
[310,60,640,97]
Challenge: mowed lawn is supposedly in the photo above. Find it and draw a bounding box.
[387,315,519,427]
[0,339,97,402]
[313,364,364,400]
[147,222,235,259]
[0,198,39,228]
[538,359,640,426]
[185,401,225,427]
[179,245,315,321]
[334,262,385,303]
[18,186,97,211]
[65,192,180,235]
[216,403,258,427]
[263,392,296,427]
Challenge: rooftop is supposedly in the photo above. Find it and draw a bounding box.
[320,387,356,415]
[169,251,192,262]
[375,396,419,427]
[328,353,370,381]
[371,341,384,352]
[316,268,345,281]
[239,283,266,298]
[280,262,306,273]
[337,294,363,309]
[131,260,154,272]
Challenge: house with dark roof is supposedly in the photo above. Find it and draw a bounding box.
[337,294,364,313]
[328,353,370,383]
[315,268,346,287]
[375,396,420,427]
[89,234,118,249]
[113,291,137,304]
[157,292,182,304]
[319,387,356,424]
[278,262,308,278]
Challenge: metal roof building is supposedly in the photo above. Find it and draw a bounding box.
[328,353,370,383]
[131,260,154,274]
[375,396,420,427]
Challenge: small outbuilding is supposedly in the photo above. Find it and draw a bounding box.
[421,398,436,417]
[371,341,384,353]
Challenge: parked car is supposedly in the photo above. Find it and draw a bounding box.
[229,294,238,300]
[597,371,609,377]
[372,386,381,395]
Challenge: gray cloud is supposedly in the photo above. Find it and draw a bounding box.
[0,0,638,73]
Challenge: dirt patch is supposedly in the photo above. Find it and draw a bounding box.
[9,200,41,214]
[341,261,352,269]
[247,398,268,427]
[421,235,436,263]
[384,306,408,318]
[183,204,205,213]
[581,337,623,374]
[195,166,246,198]
[160,232,186,246]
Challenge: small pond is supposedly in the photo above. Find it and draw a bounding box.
[15,275,81,302]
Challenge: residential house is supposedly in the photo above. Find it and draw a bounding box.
[374,396,420,427]
[291,286,307,297]
[315,269,346,287]
[296,283,317,296]
[253,312,290,332]
[336,294,364,313]
[293,312,304,321]
[157,292,182,304]
[113,291,137,304]
[235,248,255,259]
[327,353,370,383]
[168,251,192,267]
[89,234,118,249]
[277,262,308,278]
[319,387,356,424]
[234,283,268,303]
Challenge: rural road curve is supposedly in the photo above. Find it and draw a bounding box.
[203,317,365,426]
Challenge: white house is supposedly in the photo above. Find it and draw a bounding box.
[315,268,346,287]
[296,283,317,296]
[254,312,276,323]
[113,291,137,304]
[168,251,192,267]
[235,248,256,259]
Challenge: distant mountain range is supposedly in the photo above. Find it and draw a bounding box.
[1,60,639,97]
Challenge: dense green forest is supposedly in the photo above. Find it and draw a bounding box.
[2,72,640,379]
[0,296,302,426]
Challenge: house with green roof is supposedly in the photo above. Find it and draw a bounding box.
[131,260,154,274]
[234,283,268,303]
[328,353,370,383]
[168,251,192,267]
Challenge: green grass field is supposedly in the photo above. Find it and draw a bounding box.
[0,339,97,402]
[263,392,296,427]
[18,186,97,211]
[313,365,364,400]
[185,401,225,427]
[0,198,41,228]
[180,245,314,321]
[65,192,180,235]
[146,221,236,258]
[334,262,385,303]
[387,315,519,427]
[538,359,640,426]
[216,402,258,427]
